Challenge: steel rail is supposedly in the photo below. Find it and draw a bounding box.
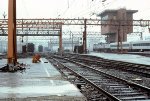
[65,53,150,78]
[65,57,150,92]
[78,55,150,78]
[52,55,150,101]
[52,57,121,101]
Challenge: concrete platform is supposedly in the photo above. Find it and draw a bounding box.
[0,58,86,101]
[88,52,150,65]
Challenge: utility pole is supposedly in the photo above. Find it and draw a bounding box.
[7,0,17,65]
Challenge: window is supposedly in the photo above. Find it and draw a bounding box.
[133,43,150,46]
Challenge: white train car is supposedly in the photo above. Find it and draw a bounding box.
[131,40,150,52]
[110,42,131,50]
[93,40,150,52]
[98,43,110,52]
[104,43,110,49]
[110,43,117,50]
[93,43,110,52]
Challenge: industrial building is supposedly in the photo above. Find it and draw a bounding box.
[99,8,138,43]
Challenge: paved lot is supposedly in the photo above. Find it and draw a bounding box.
[0,58,86,101]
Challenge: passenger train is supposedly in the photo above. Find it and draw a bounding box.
[93,40,150,52]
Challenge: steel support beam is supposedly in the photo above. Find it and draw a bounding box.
[0,29,103,36]
[7,0,17,64]
[1,19,150,27]
[59,25,63,55]
[0,34,60,36]
[0,29,60,36]
[83,19,87,53]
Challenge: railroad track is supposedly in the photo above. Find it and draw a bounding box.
[63,53,150,88]
[49,55,150,101]
[64,53,150,78]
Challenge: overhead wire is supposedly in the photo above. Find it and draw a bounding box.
[71,0,118,18]
[61,0,94,18]
[69,0,109,18]
[69,0,99,18]
[59,0,78,18]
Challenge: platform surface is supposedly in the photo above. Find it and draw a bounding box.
[0,58,86,101]
[88,52,150,65]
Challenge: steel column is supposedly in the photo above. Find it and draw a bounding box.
[71,31,74,52]
[83,19,87,53]
[59,25,63,55]
[7,0,17,64]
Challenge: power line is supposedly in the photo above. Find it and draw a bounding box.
[59,0,78,18]
[63,0,126,18]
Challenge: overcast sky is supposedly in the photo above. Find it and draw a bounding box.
[0,0,150,19]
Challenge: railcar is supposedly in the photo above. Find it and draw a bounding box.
[131,41,150,52]
[93,40,150,52]
[110,42,131,50]
[93,43,110,52]
[27,43,35,53]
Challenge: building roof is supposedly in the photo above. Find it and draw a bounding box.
[98,9,138,17]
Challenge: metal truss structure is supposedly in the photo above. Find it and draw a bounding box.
[0,19,150,37]
[0,31,104,40]
[0,29,60,36]
[1,18,150,54]
[1,19,150,27]
[50,40,79,45]
[63,31,101,34]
